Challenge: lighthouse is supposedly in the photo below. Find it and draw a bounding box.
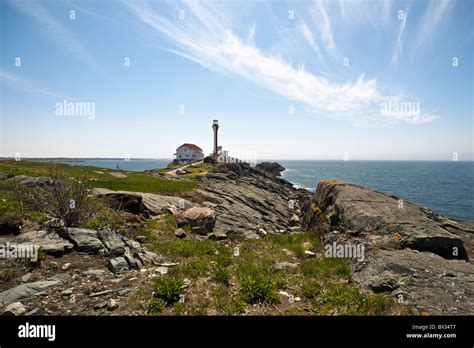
[212,119,219,157]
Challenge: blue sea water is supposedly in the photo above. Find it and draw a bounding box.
[53,159,473,221]
[278,160,473,221]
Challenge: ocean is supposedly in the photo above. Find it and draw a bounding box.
[54,159,473,221]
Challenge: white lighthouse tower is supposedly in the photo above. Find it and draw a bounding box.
[212,119,219,157]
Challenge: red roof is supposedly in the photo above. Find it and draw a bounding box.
[178,143,203,153]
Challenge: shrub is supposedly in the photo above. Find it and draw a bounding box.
[147,298,166,315]
[211,265,230,285]
[152,276,185,306]
[176,258,209,278]
[20,169,95,227]
[237,264,278,304]
[0,211,23,235]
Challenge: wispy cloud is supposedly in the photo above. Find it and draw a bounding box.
[309,0,337,56]
[7,0,93,64]
[414,0,454,49]
[390,8,408,65]
[0,70,62,98]
[339,0,394,26]
[124,0,436,125]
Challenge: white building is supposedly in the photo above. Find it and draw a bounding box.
[173,143,204,164]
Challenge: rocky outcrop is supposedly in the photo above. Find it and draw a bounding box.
[91,188,194,215]
[313,180,474,314]
[175,207,216,234]
[189,163,311,236]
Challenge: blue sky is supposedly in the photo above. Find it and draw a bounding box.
[0,0,472,160]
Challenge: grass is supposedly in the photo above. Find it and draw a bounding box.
[151,239,217,259]
[314,283,393,315]
[150,276,185,307]
[0,159,197,196]
[237,263,278,305]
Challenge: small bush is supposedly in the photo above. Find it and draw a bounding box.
[176,258,209,278]
[20,169,95,227]
[147,298,166,315]
[172,302,187,315]
[211,285,246,315]
[0,211,23,235]
[237,264,278,304]
[211,265,230,285]
[152,276,185,306]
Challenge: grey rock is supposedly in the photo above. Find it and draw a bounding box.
[174,228,187,239]
[107,257,129,273]
[314,180,474,315]
[90,188,194,216]
[257,228,268,237]
[176,207,216,235]
[275,261,299,270]
[21,273,33,283]
[135,235,148,244]
[208,232,227,240]
[83,269,106,277]
[3,302,27,316]
[61,228,104,253]
[107,299,119,311]
[0,280,61,305]
[97,228,126,256]
[19,230,74,256]
[243,231,260,240]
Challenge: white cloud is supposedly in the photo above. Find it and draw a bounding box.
[0,70,61,98]
[391,8,408,65]
[339,0,394,26]
[414,0,454,49]
[7,0,93,64]
[310,0,337,56]
[124,0,436,125]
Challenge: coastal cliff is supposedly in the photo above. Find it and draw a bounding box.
[0,160,472,315]
[313,180,474,315]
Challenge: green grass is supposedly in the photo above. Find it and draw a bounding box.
[268,232,321,259]
[0,160,197,196]
[151,239,217,259]
[174,257,210,278]
[237,263,279,305]
[151,276,185,306]
[300,258,351,281]
[314,283,393,315]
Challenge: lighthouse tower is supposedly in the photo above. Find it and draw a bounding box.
[212,119,219,157]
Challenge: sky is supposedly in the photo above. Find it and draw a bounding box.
[0,0,473,160]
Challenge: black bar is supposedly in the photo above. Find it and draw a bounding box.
[0,316,472,347]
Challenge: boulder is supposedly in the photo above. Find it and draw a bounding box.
[97,228,126,256]
[90,188,193,216]
[107,257,129,273]
[255,162,285,177]
[60,228,104,253]
[314,180,468,260]
[176,207,216,235]
[0,279,62,305]
[174,228,187,239]
[97,192,144,214]
[18,230,74,256]
[3,302,27,316]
